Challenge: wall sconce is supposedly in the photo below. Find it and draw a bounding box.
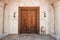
[44,11,46,17]
[13,12,16,18]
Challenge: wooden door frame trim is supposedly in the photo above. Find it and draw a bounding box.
[18,7,40,34]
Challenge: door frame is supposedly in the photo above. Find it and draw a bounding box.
[18,7,40,34]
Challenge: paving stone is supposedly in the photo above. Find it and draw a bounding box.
[1,34,55,40]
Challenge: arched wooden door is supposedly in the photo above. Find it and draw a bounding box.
[18,7,40,34]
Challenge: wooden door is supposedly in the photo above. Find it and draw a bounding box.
[18,7,40,34]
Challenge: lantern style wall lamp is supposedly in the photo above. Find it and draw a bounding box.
[13,12,16,18]
[43,11,46,17]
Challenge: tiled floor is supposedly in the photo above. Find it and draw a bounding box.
[1,34,56,40]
